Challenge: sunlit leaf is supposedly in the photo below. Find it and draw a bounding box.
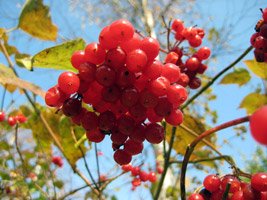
[220,68,251,86]
[165,114,215,160]
[18,0,58,41]
[32,38,86,71]
[244,59,267,80]
[0,64,45,98]
[15,53,33,71]
[239,92,267,114]
[0,28,19,56]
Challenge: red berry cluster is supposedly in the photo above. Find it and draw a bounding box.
[121,164,158,191]
[169,19,211,89]
[52,156,63,167]
[250,8,267,62]
[249,105,267,146]
[188,173,267,200]
[0,111,27,126]
[45,19,197,165]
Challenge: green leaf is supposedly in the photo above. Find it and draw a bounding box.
[220,68,251,86]
[239,93,267,114]
[15,53,33,71]
[18,0,58,41]
[32,38,86,71]
[244,59,267,80]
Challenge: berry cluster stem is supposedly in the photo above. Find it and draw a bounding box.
[180,115,250,200]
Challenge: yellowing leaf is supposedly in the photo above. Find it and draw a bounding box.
[220,68,251,86]
[244,59,267,80]
[0,64,45,98]
[18,0,58,41]
[0,28,18,56]
[15,53,33,71]
[32,38,86,71]
[239,93,267,114]
[165,114,212,157]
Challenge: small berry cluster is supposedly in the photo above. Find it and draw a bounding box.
[169,19,211,89]
[249,105,267,146]
[121,164,159,191]
[45,19,195,165]
[188,173,267,200]
[52,156,63,167]
[0,111,27,126]
[250,8,267,62]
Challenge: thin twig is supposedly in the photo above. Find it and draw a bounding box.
[58,185,89,200]
[154,126,176,200]
[94,143,101,187]
[1,85,7,111]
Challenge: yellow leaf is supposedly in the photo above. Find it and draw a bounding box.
[244,59,267,80]
[18,0,58,41]
[239,92,267,114]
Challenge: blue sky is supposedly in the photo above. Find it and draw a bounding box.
[0,0,266,199]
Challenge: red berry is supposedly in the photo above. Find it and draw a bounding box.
[116,67,136,88]
[165,109,183,126]
[249,106,267,145]
[167,84,188,105]
[196,47,211,60]
[263,8,267,22]
[120,33,142,54]
[95,65,116,87]
[189,77,201,89]
[52,156,63,167]
[121,164,132,172]
[148,172,157,182]
[145,123,164,144]
[131,166,140,176]
[82,81,103,105]
[139,170,149,182]
[203,174,221,192]
[86,129,105,143]
[99,26,118,50]
[149,76,170,97]
[0,111,5,122]
[143,60,163,80]
[84,42,106,65]
[121,87,139,107]
[105,47,126,70]
[139,89,158,108]
[98,111,116,131]
[171,19,184,33]
[71,50,87,70]
[109,19,134,42]
[113,149,132,165]
[164,52,179,64]
[132,178,141,187]
[58,72,80,95]
[124,139,143,155]
[161,63,181,83]
[185,57,200,71]
[126,49,148,73]
[231,191,244,200]
[220,175,241,193]
[101,85,121,103]
[129,124,146,142]
[78,62,96,83]
[189,35,202,47]
[140,37,160,61]
[147,108,163,123]
[260,24,267,39]
[117,114,135,136]
[81,111,99,131]
[7,116,16,126]
[188,193,204,200]
[251,172,267,192]
[111,127,128,145]
[62,97,82,117]
[154,97,172,117]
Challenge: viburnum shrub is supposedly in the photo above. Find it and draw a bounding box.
[45,18,211,165]
[39,7,267,200]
